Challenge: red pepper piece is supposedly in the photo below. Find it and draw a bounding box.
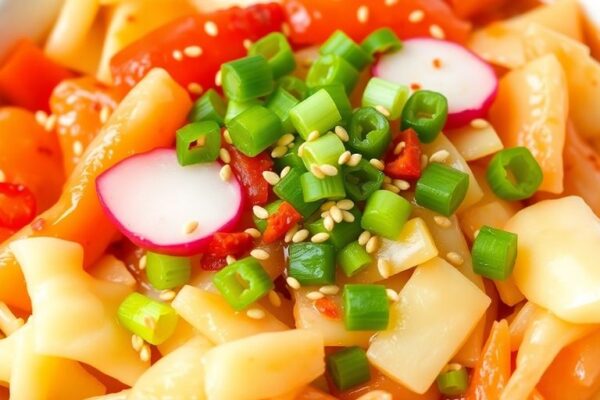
[0,183,37,230]
[224,140,273,206]
[314,297,341,320]
[263,201,302,244]
[200,232,255,271]
[384,129,422,181]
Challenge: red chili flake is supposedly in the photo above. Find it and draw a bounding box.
[432,58,442,69]
[410,82,422,91]
[0,183,36,230]
[314,297,341,319]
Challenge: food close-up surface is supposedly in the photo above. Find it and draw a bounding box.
[1,0,600,399]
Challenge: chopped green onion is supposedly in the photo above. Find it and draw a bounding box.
[338,241,372,277]
[348,107,391,159]
[289,89,342,139]
[309,84,353,126]
[415,163,469,217]
[248,32,296,79]
[266,87,300,133]
[188,89,226,125]
[301,133,345,171]
[342,159,384,202]
[253,200,284,233]
[361,28,403,56]
[361,190,411,240]
[221,55,274,101]
[343,284,389,331]
[288,242,336,285]
[472,226,518,280]
[274,140,306,172]
[486,147,543,201]
[320,30,373,71]
[307,208,362,250]
[436,366,469,396]
[278,76,309,100]
[401,90,448,143]
[224,98,262,124]
[226,105,282,157]
[301,173,346,202]
[327,347,371,390]
[212,257,273,311]
[362,77,409,120]
[274,167,323,218]
[145,252,191,290]
[306,54,360,94]
[117,292,178,345]
[175,121,221,166]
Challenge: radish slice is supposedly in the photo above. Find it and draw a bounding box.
[373,38,498,128]
[97,148,243,256]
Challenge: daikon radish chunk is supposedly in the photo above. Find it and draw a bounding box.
[203,329,325,400]
[89,254,136,288]
[447,121,503,161]
[508,302,542,352]
[367,257,490,394]
[0,331,17,384]
[157,319,199,356]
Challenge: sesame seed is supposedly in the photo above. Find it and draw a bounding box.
[297,142,306,157]
[432,216,451,228]
[245,227,261,239]
[474,229,480,238]
[320,164,338,176]
[324,216,335,232]
[219,148,231,164]
[140,344,151,362]
[338,151,351,165]
[470,118,490,129]
[342,210,355,223]
[281,22,291,36]
[321,211,330,218]
[226,255,237,265]
[408,9,425,23]
[421,154,429,169]
[347,153,363,167]
[358,231,372,246]
[306,291,325,300]
[378,259,391,279]
[131,334,144,352]
[366,235,381,254]
[223,129,232,144]
[321,201,336,212]
[429,24,446,39]
[292,229,310,243]
[243,39,253,50]
[99,106,111,124]
[262,171,281,185]
[383,183,400,193]
[337,199,354,210]
[138,255,147,270]
[311,232,330,243]
[184,220,199,234]
[253,205,269,219]
[311,165,326,179]
[359,390,393,400]
[246,308,266,319]
[214,70,222,86]
[386,288,400,302]
[44,114,56,131]
[357,5,369,23]
[172,50,183,61]
[73,140,83,156]
[429,149,450,163]
[335,126,350,142]
[187,82,203,94]
[370,158,385,170]
[183,45,203,57]
[330,206,343,223]
[0,170,5,182]
[284,224,299,243]
[277,133,295,146]
[319,285,340,295]
[394,141,406,155]
[251,248,270,260]
[385,0,398,6]
[447,252,464,266]
[286,276,301,289]
[204,21,218,36]
[307,130,320,142]
[268,290,282,307]
[219,164,232,181]
[159,290,177,301]
[271,145,288,158]
[393,179,410,191]
[35,110,48,126]
[280,166,291,178]
[375,105,391,117]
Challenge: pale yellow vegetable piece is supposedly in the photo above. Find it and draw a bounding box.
[0,330,17,385]
[89,254,136,288]
[501,310,597,400]
[421,133,483,212]
[580,0,600,58]
[129,336,212,399]
[508,302,542,352]
[367,257,490,394]
[0,302,24,336]
[447,122,503,162]
[157,319,199,356]
[172,285,287,344]
[203,329,325,400]
[293,288,373,347]
[506,196,600,323]
[494,278,525,307]
[10,238,148,385]
[89,390,131,400]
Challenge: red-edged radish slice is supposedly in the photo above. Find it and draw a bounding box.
[373,38,498,128]
[97,148,243,256]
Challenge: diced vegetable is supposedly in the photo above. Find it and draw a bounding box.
[223,140,273,206]
[301,173,346,202]
[384,129,422,181]
[188,89,227,125]
[415,163,469,217]
[320,31,373,71]
[436,365,468,396]
[338,241,372,277]
[401,90,448,144]
[472,226,518,281]
[446,120,503,162]
[342,159,384,202]
[327,347,371,390]
[266,87,300,133]
[263,201,303,244]
[288,243,336,285]
[348,107,391,159]
[0,183,36,230]
[361,28,403,57]
[307,208,363,250]
[361,190,411,240]
[227,105,283,157]
[212,257,273,311]
[343,284,389,331]
[301,133,345,171]
[176,121,221,165]
[221,55,274,101]
[118,292,179,345]
[248,32,296,79]
[145,252,191,290]
[362,77,409,121]
[306,54,359,94]
[290,89,342,139]
[274,167,323,217]
[486,147,543,201]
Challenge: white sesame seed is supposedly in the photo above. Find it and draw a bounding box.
[44,114,56,132]
[139,255,147,270]
[347,153,363,167]
[447,252,464,266]
[386,288,400,302]
[375,105,391,117]
[408,9,425,23]
[319,285,340,295]
[366,235,381,254]
[286,276,301,289]
[321,201,336,211]
[394,141,406,155]
[131,334,144,352]
[226,255,237,265]
[385,0,398,5]
[172,49,183,61]
[277,133,295,146]
[159,289,177,301]
[470,118,490,129]
[184,220,199,234]
[357,5,369,23]
[183,45,203,57]
[215,70,222,86]
[73,140,83,156]
[434,216,452,228]
[324,216,335,232]
[280,166,291,179]
[187,82,203,94]
[321,211,330,218]
[311,232,330,243]
[219,164,232,181]
[284,224,299,243]
[306,291,325,300]
[262,170,281,185]
[140,344,151,362]
[243,39,253,50]
[271,145,288,158]
[342,210,355,223]
[378,259,391,279]
[358,231,372,246]
[474,229,480,239]
[338,151,351,165]
[393,179,410,191]
[370,158,385,170]
[429,149,450,164]
[429,24,446,39]
[99,106,111,124]
[246,308,266,319]
[320,164,338,176]
[292,229,310,243]
[0,170,5,182]
[311,164,326,179]
[330,206,343,223]
[245,227,261,239]
[204,21,218,36]
[268,290,282,307]
[34,110,48,126]
[223,129,232,144]
[383,183,400,193]
[337,199,354,210]
[357,390,393,400]
[251,248,270,260]
[253,205,269,220]
[335,126,350,142]
[421,154,429,169]
[307,130,320,142]
[219,148,231,164]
